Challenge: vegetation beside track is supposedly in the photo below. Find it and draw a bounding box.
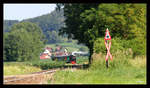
[4,55,89,76]
[51,53,146,84]
[4,62,42,76]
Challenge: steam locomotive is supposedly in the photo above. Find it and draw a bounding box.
[40,46,76,64]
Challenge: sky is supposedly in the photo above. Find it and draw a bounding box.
[4,4,56,21]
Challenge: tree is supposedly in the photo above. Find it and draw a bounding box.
[47,30,64,43]
[4,20,19,32]
[80,4,146,56]
[57,3,99,64]
[4,22,45,61]
[57,3,146,64]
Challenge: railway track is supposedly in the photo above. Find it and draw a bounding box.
[4,64,89,84]
[4,68,60,84]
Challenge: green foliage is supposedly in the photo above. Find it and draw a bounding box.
[4,20,19,32]
[76,56,89,64]
[126,38,146,56]
[95,4,146,40]
[58,3,146,64]
[4,22,45,61]
[22,9,66,44]
[52,54,146,84]
[30,59,65,70]
[94,38,124,54]
[4,9,66,44]
[93,37,146,56]
[23,8,65,32]
[58,3,99,64]
[47,30,64,43]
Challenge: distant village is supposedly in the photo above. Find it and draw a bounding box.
[40,45,89,59]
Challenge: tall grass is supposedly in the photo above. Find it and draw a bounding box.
[76,56,89,64]
[51,52,146,84]
[4,62,41,76]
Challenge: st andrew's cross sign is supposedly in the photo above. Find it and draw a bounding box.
[104,28,112,68]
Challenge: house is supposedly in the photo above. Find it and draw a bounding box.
[40,47,52,59]
[45,47,53,52]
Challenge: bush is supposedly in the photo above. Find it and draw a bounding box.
[93,38,124,54]
[127,38,146,57]
[93,37,146,57]
[31,60,65,70]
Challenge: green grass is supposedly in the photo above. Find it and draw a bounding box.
[76,56,89,64]
[4,62,42,76]
[3,56,89,76]
[50,53,146,84]
[30,59,66,70]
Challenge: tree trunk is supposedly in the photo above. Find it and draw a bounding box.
[88,46,93,65]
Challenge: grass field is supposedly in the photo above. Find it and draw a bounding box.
[3,56,89,76]
[4,42,146,84]
[50,53,146,84]
[4,62,42,76]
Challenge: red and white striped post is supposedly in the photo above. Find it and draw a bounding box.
[104,28,112,68]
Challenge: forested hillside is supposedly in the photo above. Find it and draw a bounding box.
[4,9,66,44]
[22,8,65,32]
[4,20,19,32]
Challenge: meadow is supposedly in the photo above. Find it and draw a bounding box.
[3,42,146,84]
[50,52,146,84]
[3,56,89,76]
[4,42,88,76]
[4,62,42,76]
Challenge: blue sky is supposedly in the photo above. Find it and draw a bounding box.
[4,4,56,21]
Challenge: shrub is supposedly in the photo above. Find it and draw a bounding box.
[31,60,65,70]
[93,38,124,54]
[93,37,146,57]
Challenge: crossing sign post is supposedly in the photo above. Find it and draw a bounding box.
[104,28,112,68]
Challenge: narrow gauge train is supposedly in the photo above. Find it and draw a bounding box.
[40,46,76,64]
[51,55,76,64]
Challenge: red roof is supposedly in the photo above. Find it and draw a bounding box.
[40,53,49,59]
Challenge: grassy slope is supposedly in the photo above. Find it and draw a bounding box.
[51,53,146,84]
